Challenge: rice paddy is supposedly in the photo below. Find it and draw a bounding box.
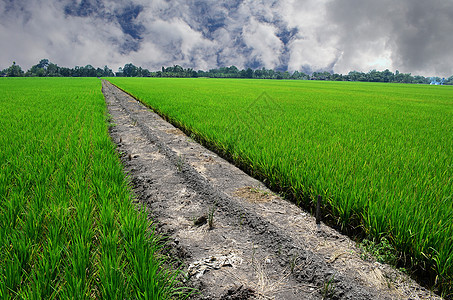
[0,78,183,299]
[108,77,453,296]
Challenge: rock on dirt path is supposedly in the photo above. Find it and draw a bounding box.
[102,80,441,300]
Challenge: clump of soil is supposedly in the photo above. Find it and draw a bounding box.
[220,285,255,300]
[234,186,276,203]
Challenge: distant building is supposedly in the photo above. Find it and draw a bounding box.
[430,77,445,85]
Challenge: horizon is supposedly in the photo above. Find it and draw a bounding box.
[2,59,452,80]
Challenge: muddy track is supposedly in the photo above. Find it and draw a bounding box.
[102,80,441,300]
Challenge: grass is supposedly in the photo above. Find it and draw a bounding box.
[108,77,453,297]
[0,78,185,299]
[359,237,398,266]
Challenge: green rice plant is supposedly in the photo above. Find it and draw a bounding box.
[108,77,453,296]
[0,78,186,299]
[207,205,215,230]
[321,275,336,299]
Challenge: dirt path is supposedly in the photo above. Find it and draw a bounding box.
[102,80,441,300]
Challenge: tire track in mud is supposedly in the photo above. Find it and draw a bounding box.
[102,80,441,300]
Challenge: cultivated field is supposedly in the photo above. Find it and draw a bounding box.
[108,77,453,296]
[0,78,182,299]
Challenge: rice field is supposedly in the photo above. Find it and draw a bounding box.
[108,77,453,296]
[0,78,183,299]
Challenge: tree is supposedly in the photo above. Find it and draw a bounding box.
[6,62,24,77]
[245,68,254,78]
[291,70,301,79]
[81,65,96,77]
[413,75,428,84]
[348,71,367,81]
[103,66,114,77]
[37,59,50,69]
[394,70,412,83]
[382,69,394,82]
[123,63,139,77]
[331,73,343,81]
[116,67,124,77]
[26,65,45,77]
[142,69,151,77]
[96,68,104,78]
[446,75,453,85]
[227,65,239,74]
[59,67,72,77]
[46,63,59,76]
[312,71,331,80]
[368,69,382,82]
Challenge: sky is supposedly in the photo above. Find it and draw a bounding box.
[1,0,452,77]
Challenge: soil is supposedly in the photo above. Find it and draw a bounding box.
[102,80,442,300]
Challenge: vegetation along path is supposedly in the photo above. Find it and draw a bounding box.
[103,80,441,300]
[0,78,183,299]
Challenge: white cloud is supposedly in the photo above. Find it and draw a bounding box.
[0,1,129,70]
[280,0,341,72]
[333,40,394,74]
[242,18,283,68]
[287,39,339,73]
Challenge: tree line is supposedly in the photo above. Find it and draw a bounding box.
[1,59,115,78]
[1,59,452,85]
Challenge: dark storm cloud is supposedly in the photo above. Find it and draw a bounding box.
[64,0,103,17]
[326,0,453,76]
[0,0,452,76]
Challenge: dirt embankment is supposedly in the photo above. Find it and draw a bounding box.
[102,80,441,300]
